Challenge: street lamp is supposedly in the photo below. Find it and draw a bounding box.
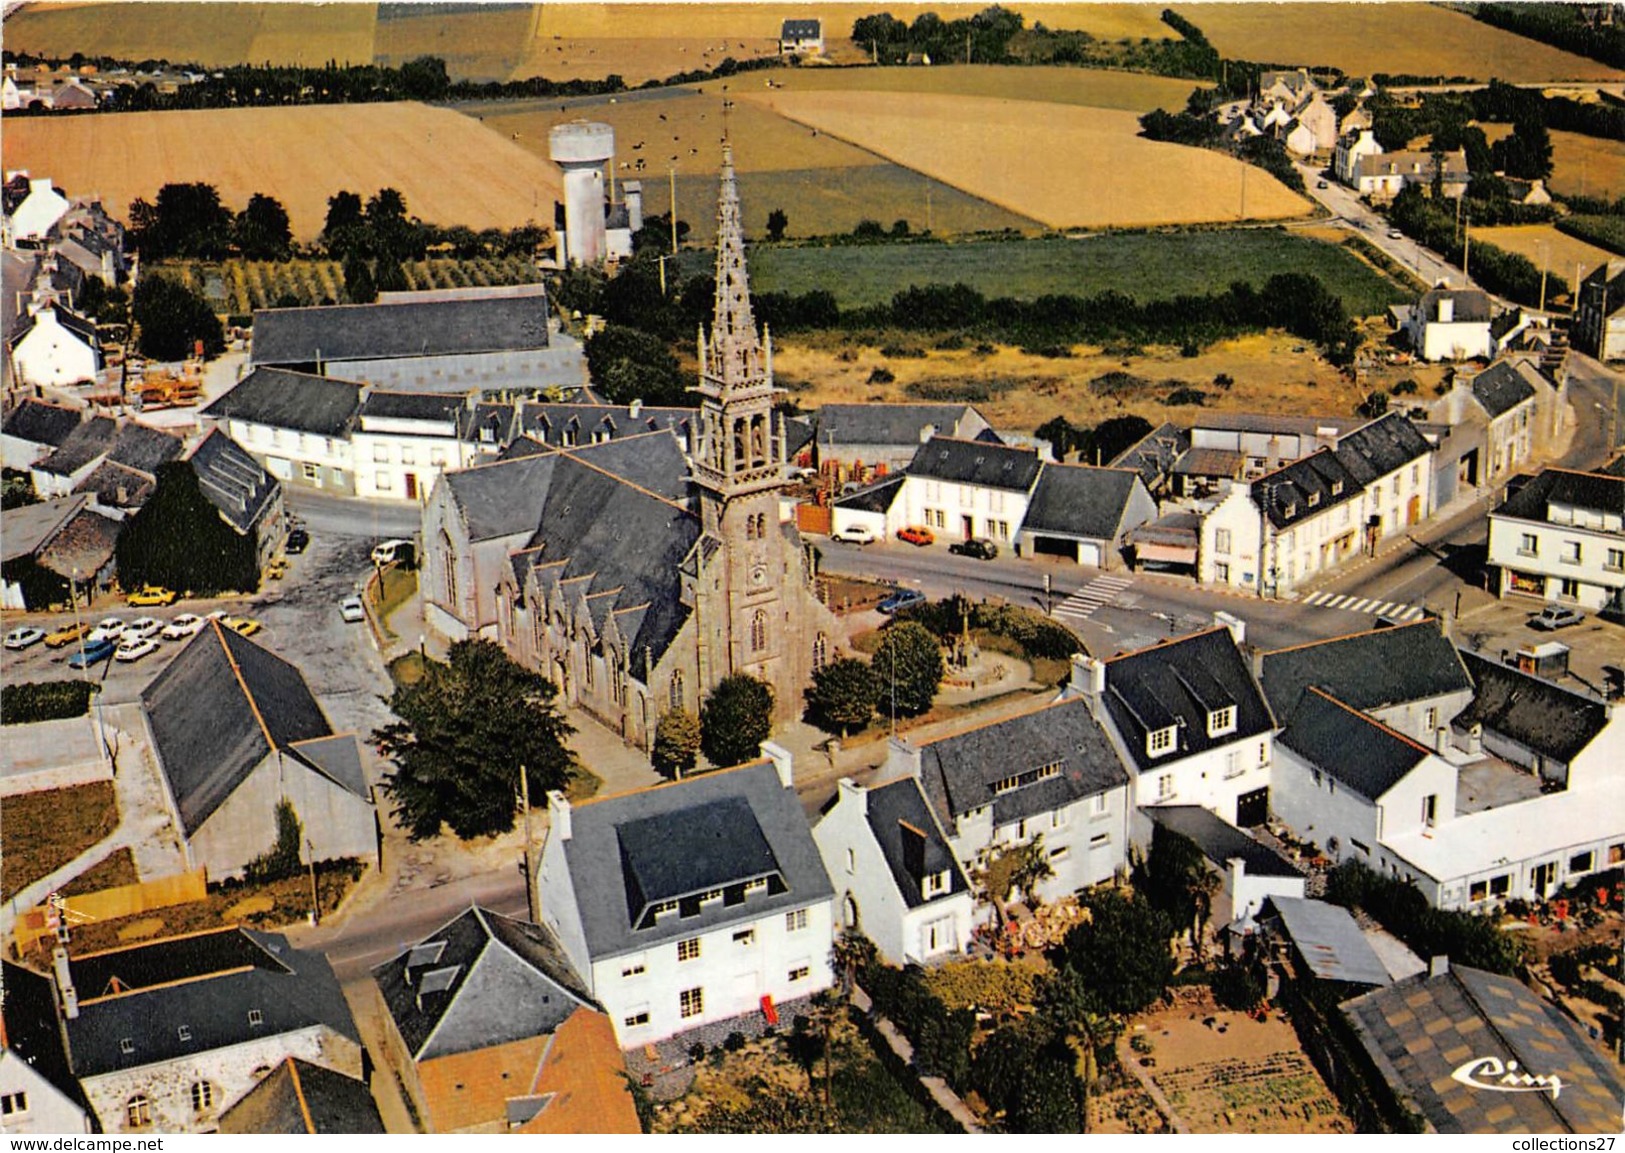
[305,837,319,926]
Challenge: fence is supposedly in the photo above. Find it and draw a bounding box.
[14,869,207,954]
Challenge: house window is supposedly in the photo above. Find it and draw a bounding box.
[1469,879,1488,903]
[302,462,319,482]
[1147,727,1175,757]
[126,1096,152,1128]
[700,888,723,905]
[1560,540,1582,564]
[622,959,647,978]
[1489,874,1511,898]
[846,848,856,873]
[786,909,809,932]
[1610,843,1625,866]
[1422,794,1437,828]
[1569,851,1594,874]
[924,870,948,897]
[1214,562,1230,583]
[1090,832,1111,849]
[1050,846,1070,861]
[1207,706,1236,737]
[1518,533,1538,557]
[1,1092,28,1116]
[1606,548,1625,572]
[401,446,417,466]
[373,445,389,463]
[651,900,678,918]
[1215,528,1232,555]
[120,1038,135,1054]
[247,1009,263,1026]
[788,965,810,982]
[733,928,756,945]
[1559,578,1580,600]
[677,937,701,962]
[1424,707,1438,732]
[1259,741,1269,766]
[1224,750,1244,779]
[624,1009,650,1028]
[1052,808,1068,829]
[669,670,684,711]
[190,1081,215,1112]
[745,877,769,895]
[177,1025,192,1042]
[1156,774,1175,799]
[679,987,704,1019]
[430,447,447,467]
[812,632,828,672]
[1090,793,1109,817]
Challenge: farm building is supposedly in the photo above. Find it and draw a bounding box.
[779,18,824,56]
[1575,259,1625,362]
[6,302,101,389]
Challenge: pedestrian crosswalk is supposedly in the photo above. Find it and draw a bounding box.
[1301,590,1426,621]
[1053,574,1133,622]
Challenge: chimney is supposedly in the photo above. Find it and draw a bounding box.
[761,741,794,788]
[628,398,642,419]
[886,736,923,780]
[624,181,643,232]
[1434,725,1448,754]
[919,423,937,444]
[1438,297,1454,324]
[1428,955,1449,978]
[547,790,572,841]
[1213,610,1246,647]
[837,777,866,814]
[53,945,78,1019]
[1070,653,1108,698]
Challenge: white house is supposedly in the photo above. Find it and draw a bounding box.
[4,176,70,243]
[0,962,95,1133]
[1487,460,1625,615]
[7,302,101,388]
[1334,129,1383,185]
[897,437,1042,548]
[779,18,824,56]
[536,752,836,1047]
[1404,288,1496,362]
[200,367,361,495]
[812,776,976,965]
[352,390,478,503]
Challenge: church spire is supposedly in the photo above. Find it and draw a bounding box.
[706,142,765,389]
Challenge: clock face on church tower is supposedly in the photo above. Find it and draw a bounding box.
[749,562,768,587]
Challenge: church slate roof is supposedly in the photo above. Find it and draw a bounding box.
[863,777,970,910]
[1259,618,1472,719]
[1277,687,1431,802]
[2,397,82,447]
[201,367,362,438]
[1454,651,1610,764]
[906,437,1041,492]
[218,1058,385,1134]
[250,294,550,366]
[447,454,560,542]
[1022,464,1143,540]
[1146,805,1301,877]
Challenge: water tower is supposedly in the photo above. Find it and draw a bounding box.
[549,120,614,266]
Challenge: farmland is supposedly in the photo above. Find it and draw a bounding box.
[741,90,1311,229]
[707,230,1413,315]
[1547,129,1625,202]
[743,63,1204,113]
[0,102,562,240]
[1471,225,1616,288]
[157,256,541,314]
[1169,3,1623,83]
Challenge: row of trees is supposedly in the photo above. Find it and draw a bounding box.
[128,182,293,261]
[1386,184,1569,308]
[1469,4,1625,72]
[852,6,1026,66]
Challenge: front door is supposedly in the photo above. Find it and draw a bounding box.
[404,472,418,500]
[1531,860,1557,898]
[1236,787,1269,828]
[961,515,974,541]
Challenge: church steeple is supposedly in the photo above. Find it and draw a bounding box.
[705,144,767,390]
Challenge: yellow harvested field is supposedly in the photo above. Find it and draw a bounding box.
[377,5,542,83]
[1178,3,1623,83]
[741,90,1311,229]
[1474,226,1616,283]
[757,63,1203,113]
[0,103,562,239]
[1548,130,1625,201]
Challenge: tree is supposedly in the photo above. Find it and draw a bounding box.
[374,640,577,841]
[1054,888,1175,1015]
[977,838,1053,923]
[116,462,259,594]
[343,252,377,304]
[324,189,364,238]
[803,657,879,736]
[652,708,701,779]
[234,192,293,260]
[128,182,233,259]
[584,324,688,406]
[1357,390,1390,419]
[700,674,774,768]
[765,207,789,242]
[244,799,304,883]
[132,275,225,362]
[1080,415,1154,466]
[871,621,943,718]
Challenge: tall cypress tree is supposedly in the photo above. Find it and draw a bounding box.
[115,462,258,594]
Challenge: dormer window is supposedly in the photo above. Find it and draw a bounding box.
[923,870,949,898]
[1308,492,1320,507]
[1147,726,1176,757]
[1331,480,1344,495]
[1282,502,1297,517]
[744,877,768,895]
[1207,706,1236,738]
[651,900,678,919]
[700,888,724,905]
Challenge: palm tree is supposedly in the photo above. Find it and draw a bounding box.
[1185,867,1222,961]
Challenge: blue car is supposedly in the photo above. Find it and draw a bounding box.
[876,589,927,615]
[67,637,116,668]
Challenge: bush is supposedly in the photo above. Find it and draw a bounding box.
[1164,387,1208,406]
[867,366,896,384]
[2,680,99,725]
[1326,860,1525,975]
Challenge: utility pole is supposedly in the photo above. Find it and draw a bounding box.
[668,162,679,254]
[965,28,972,65]
[1239,160,1248,220]
[1461,214,1471,281]
[1538,242,1549,313]
[305,838,319,926]
[520,763,540,923]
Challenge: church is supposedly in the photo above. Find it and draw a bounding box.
[419,145,840,748]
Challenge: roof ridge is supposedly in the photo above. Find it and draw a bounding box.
[211,621,280,753]
[1262,616,1431,657]
[1102,625,1228,664]
[70,922,246,960]
[911,694,1076,748]
[286,1056,317,1134]
[553,444,694,514]
[76,964,258,1005]
[1303,686,1431,756]
[572,757,774,809]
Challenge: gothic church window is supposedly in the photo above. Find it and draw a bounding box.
[812,632,828,671]
[669,670,684,711]
[751,611,768,653]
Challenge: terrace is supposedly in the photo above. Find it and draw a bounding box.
[1453,756,1547,816]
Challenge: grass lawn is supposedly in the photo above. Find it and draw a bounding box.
[369,565,418,624]
[59,847,139,897]
[1,782,119,901]
[695,230,1411,316]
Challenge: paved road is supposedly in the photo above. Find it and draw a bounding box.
[1294,161,1470,291]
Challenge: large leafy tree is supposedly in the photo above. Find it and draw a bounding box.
[132,275,225,362]
[128,181,233,259]
[872,621,944,718]
[700,673,774,768]
[234,193,293,260]
[584,324,688,407]
[803,657,879,736]
[652,708,701,779]
[116,462,258,593]
[375,640,576,841]
[1053,889,1175,1015]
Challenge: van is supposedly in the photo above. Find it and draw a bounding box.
[371,538,416,568]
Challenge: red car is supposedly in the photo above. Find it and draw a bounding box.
[897,526,935,546]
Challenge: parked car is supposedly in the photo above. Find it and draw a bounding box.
[339,595,366,623]
[897,526,934,546]
[877,588,927,615]
[1316,179,1330,189]
[44,621,91,649]
[126,585,177,607]
[85,617,128,645]
[115,637,159,662]
[1530,605,1585,630]
[222,615,262,637]
[125,617,163,640]
[832,524,877,545]
[949,537,999,560]
[4,626,45,650]
[67,638,116,668]
[161,614,206,640]
[285,527,311,554]
[1387,228,1404,239]
[372,538,416,568]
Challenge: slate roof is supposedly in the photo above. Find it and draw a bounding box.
[1102,627,1275,772]
[8,303,98,349]
[814,403,975,449]
[1333,412,1431,486]
[0,494,84,562]
[1260,896,1391,986]
[863,777,970,910]
[1454,651,1610,764]
[34,415,116,476]
[559,760,833,959]
[1277,687,1431,802]
[1343,963,1625,1133]
[104,421,184,476]
[373,906,594,1062]
[188,428,280,534]
[1147,805,1301,877]
[1494,465,1625,522]
[915,697,1129,828]
[1416,286,1492,324]
[359,389,469,426]
[1,960,94,1122]
[1,248,35,332]
[70,460,155,509]
[141,623,356,834]
[833,473,904,514]
[1108,421,1189,488]
[1259,618,1472,719]
[250,294,550,366]
[1473,363,1541,424]
[218,1057,384,1134]
[906,436,1041,492]
[201,367,363,438]
[781,18,821,37]
[63,928,357,1078]
[1022,464,1143,540]
[516,401,698,451]
[2,398,81,448]
[1252,448,1362,530]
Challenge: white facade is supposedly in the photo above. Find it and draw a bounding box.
[1489,505,1625,612]
[1335,129,1382,185]
[1198,485,1265,590]
[6,178,70,243]
[0,1051,91,1134]
[1273,742,1458,873]
[1406,300,1495,363]
[9,306,99,388]
[900,475,1029,549]
[352,414,475,503]
[221,417,355,496]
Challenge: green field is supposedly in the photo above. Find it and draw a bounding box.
[692,230,1412,316]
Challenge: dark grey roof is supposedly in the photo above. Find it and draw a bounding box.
[359,389,469,424]
[1146,805,1301,878]
[1260,618,1472,719]
[863,777,970,910]
[1454,651,1609,764]
[781,18,821,37]
[783,413,816,459]
[1,248,35,332]
[446,453,560,541]
[287,734,368,800]
[1102,627,1275,773]
[563,428,692,503]
[1023,464,1143,540]
[1107,422,1190,485]
[1475,365,1540,423]
[2,398,82,447]
[1252,449,1361,530]
[1495,465,1625,522]
[64,928,357,1077]
[34,414,116,476]
[560,761,833,959]
[619,796,782,923]
[1,960,93,1122]
[906,437,1040,492]
[917,698,1129,828]
[188,429,280,534]
[1277,687,1430,802]
[251,294,550,365]
[815,403,974,449]
[70,460,155,508]
[142,623,335,834]
[519,402,697,449]
[201,367,362,438]
[0,494,84,562]
[1259,896,1390,986]
[104,421,184,476]
[1417,287,1492,324]
[8,303,98,349]
[833,473,904,514]
[373,906,594,1062]
[219,1058,384,1134]
[1344,963,1625,1133]
[1333,412,1431,486]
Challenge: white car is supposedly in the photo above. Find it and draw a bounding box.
[339,596,366,623]
[86,617,128,645]
[832,524,877,545]
[115,637,160,662]
[161,614,206,640]
[4,626,45,650]
[125,616,163,640]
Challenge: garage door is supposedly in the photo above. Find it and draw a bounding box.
[1076,542,1100,567]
